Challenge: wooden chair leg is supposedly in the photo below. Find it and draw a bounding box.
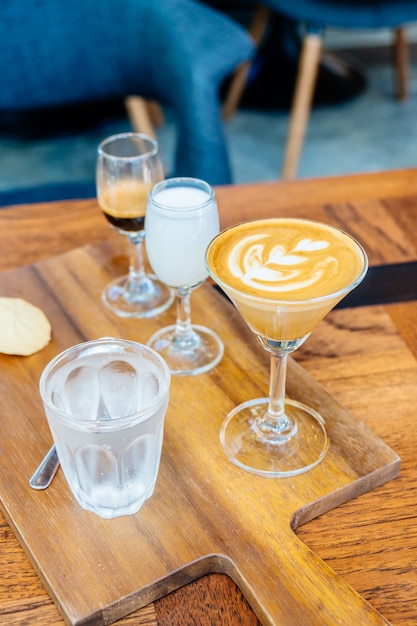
[394,26,408,101]
[124,97,167,174]
[281,33,322,180]
[124,96,159,138]
[146,100,165,127]
[222,5,270,120]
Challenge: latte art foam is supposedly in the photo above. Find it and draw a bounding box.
[209,219,365,301]
[206,218,367,341]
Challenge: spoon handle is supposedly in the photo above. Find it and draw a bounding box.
[29,444,60,490]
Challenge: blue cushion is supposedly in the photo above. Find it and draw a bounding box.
[0,0,254,185]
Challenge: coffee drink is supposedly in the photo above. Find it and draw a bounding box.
[99,179,150,233]
[206,218,367,341]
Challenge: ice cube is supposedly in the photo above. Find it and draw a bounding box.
[136,370,160,410]
[99,360,137,419]
[64,366,100,420]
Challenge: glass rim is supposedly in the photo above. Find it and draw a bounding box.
[205,217,368,306]
[39,337,170,429]
[149,177,215,212]
[97,132,159,161]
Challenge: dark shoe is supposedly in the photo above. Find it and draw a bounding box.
[220,12,367,111]
[238,49,367,111]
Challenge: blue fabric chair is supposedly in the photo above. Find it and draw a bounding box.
[262,0,417,30]
[222,1,417,179]
[263,0,417,178]
[0,0,254,202]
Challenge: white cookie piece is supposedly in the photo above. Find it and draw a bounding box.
[0,297,51,356]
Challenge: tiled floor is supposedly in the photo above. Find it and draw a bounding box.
[0,42,416,194]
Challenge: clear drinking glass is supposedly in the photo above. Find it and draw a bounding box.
[39,338,171,519]
[96,132,174,318]
[206,218,368,477]
[145,177,224,376]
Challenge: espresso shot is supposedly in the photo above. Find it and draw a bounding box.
[96,132,173,318]
[98,179,149,234]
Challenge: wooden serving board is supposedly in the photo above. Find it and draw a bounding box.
[0,239,400,626]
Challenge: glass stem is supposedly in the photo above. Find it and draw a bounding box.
[173,288,200,349]
[268,353,288,424]
[256,352,294,438]
[124,232,157,303]
[127,232,145,282]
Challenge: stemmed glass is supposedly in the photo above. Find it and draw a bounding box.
[145,177,224,376]
[206,217,368,477]
[96,132,174,318]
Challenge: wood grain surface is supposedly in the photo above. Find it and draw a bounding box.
[1,168,417,625]
[0,238,400,625]
[1,168,417,273]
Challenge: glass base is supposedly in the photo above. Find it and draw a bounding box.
[102,274,174,318]
[147,324,224,376]
[220,398,329,477]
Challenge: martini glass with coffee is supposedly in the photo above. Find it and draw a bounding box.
[206,218,368,477]
[96,133,174,317]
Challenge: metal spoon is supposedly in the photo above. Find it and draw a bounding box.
[29,444,60,490]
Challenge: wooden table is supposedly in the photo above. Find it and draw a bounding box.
[1,169,417,625]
